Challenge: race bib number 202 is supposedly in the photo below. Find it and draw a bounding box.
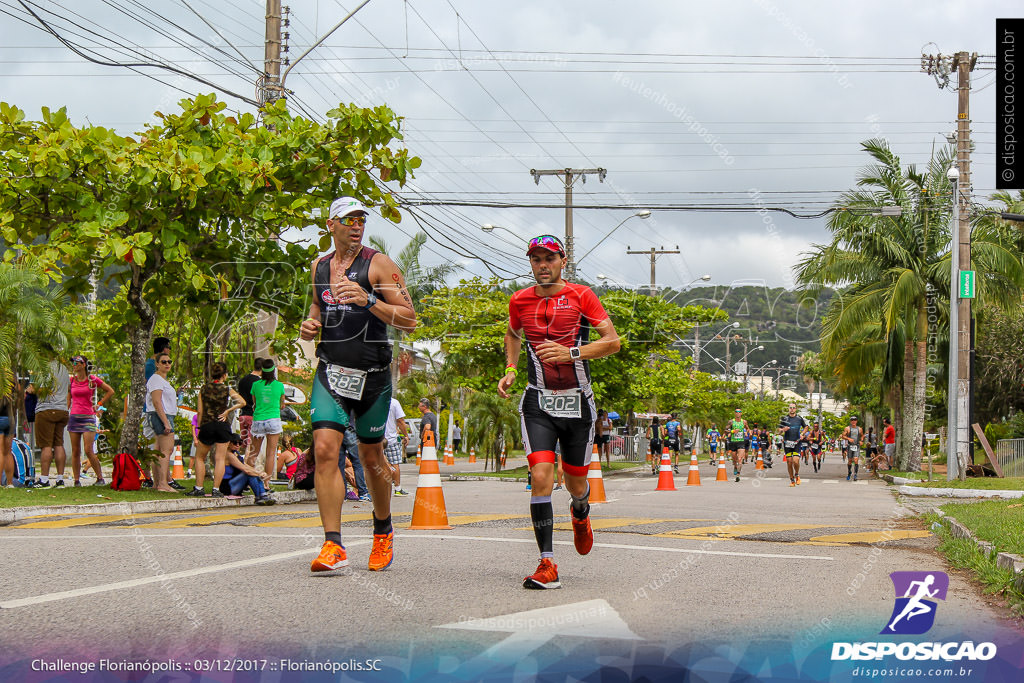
[538,389,582,419]
[326,364,367,400]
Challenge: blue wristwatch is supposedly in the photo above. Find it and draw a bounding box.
[365,292,378,308]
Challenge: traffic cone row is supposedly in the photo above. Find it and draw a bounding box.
[587,443,607,503]
[685,451,702,487]
[715,453,729,482]
[409,427,451,530]
[444,443,454,466]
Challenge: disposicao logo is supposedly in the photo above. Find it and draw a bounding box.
[831,570,997,662]
[882,571,948,635]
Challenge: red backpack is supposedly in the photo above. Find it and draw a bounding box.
[111,452,145,491]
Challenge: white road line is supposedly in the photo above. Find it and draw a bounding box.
[0,533,322,539]
[0,540,369,609]
[400,533,833,561]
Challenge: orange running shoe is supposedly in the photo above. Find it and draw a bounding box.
[523,558,561,589]
[796,476,801,485]
[368,532,394,571]
[790,480,796,487]
[311,541,348,572]
[570,508,594,556]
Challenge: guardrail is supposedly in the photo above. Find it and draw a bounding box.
[994,438,1024,478]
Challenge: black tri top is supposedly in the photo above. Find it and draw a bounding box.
[313,246,392,370]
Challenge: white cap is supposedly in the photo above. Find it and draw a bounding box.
[328,197,369,220]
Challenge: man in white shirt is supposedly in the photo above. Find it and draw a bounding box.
[384,398,409,496]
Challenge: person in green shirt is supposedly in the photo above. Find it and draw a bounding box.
[726,408,749,482]
[249,359,289,480]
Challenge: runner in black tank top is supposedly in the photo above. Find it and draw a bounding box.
[299,197,416,575]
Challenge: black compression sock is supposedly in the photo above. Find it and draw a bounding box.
[848,463,852,476]
[530,496,554,557]
[325,531,342,546]
[854,464,859,475]
[372,514,393,535]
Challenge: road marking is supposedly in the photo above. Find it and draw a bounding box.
[13,513,169,529]
[808,530,932,544]
[0,541,367,610]
[821,481,839,484]
[655,523,849,540]
[130,510,303,529]
[438,599,640,673]
[254,513,375,528]
[400,533,833,560]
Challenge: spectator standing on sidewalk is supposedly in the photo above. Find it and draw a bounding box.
[144,352,177,493]
[249,358,288,480]
[31,359,70,487]
[186,362,245,497]
[882,418,896,470]
[418,398,438,445]
[236,358,263,460]
[383,397,409,496]
[67,355,114,486]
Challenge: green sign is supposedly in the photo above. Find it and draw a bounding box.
[959,270,975,299]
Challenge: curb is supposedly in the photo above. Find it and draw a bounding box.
[938,514,1024,593]
[896,485,1024,499]
[0,489,317,526]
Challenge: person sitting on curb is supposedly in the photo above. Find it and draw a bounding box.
[220,435,275,505]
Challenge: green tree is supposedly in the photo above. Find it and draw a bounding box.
[369,231,462,308]
[796,139,1024,471]
[1,96,420,454]
[462,389,519,472]
[0,263,68,401]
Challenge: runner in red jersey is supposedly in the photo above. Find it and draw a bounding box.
[498,234,621,589]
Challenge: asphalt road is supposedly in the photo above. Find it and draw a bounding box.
[2,453,1020,680]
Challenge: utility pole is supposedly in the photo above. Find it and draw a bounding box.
[922,48,977,479]
[531,168,607,280]
[259,1,285,106]
[692,323,700,372]
[626,246,680,296]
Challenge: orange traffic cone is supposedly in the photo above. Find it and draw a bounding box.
[685,451,702,487]
[171,445,185,479]
[468,447,477,464]
[409,428,451,530]
[444,443,454,466]
[715,453,729,482]
[655,450,676,491]
[756,450,764,470]
[500,442,507,468]
[587,444,607,503]
[416,443,421,467]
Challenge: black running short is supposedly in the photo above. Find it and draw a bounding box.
[519,388,595,477]
[726,440,744,452]
[197,421,233,446]
[667,437,680,453]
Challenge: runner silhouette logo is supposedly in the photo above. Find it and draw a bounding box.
[881,571,949,635]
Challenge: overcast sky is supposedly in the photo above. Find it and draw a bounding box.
[0,0,1016,289]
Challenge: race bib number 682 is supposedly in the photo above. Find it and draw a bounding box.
[326,364,367,400]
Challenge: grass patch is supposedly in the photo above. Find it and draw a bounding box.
[886,470,925,480]
[925,512,1024,617]
[0,478,285,509]
[457,461,642,479]
[906,477,1024,491]
[938,500,1024,556]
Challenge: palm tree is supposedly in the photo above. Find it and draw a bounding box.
[797,140,1024,470]
[463,390,520,472]
[369,232,463,308]
[0,263,68,403]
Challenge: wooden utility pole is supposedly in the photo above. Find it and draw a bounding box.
[531,168,606,280]
[259,0,283,105]
[626,246,680,296]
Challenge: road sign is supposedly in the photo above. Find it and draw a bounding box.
[958,270,975,299]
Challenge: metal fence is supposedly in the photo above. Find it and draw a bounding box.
[994,438,1024,478]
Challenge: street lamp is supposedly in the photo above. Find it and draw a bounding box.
[576,210,652,265]
[692,320,737,373]
[946,164,965,480]
[752,359,778,395]
[736,344,765,393]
